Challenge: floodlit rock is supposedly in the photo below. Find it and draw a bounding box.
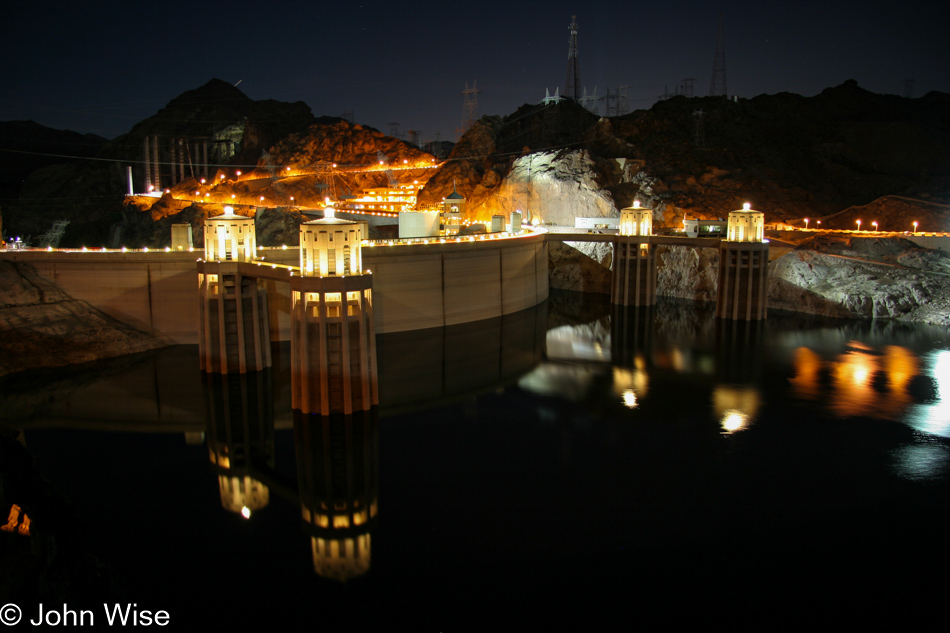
[548,241,613,294]
[767,237,950,324]
[645,235,949,325]
[656,246,719,302]
[0,262,165,377]
[486,150,618,225]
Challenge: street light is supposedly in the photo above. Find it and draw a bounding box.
[872,221,878,231]
[913,221,918,233]
[856,219,862,231]
[816,220,821,228]
[804,218,810,229]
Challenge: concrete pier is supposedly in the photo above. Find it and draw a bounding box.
[611,237,657,307]
[197,261,272,373]
[716,241,769,320]
[291,274,377,416]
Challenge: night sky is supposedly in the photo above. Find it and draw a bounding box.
[2,0,947,142]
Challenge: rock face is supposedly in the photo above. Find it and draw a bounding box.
[0,262,165,377]
[768,237,950,324]
[548,241,613,294]
[656,246,720,302]
[480,150,620,225]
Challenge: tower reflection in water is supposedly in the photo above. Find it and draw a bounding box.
[294,409,378,582]
[713,319,764,434]
[204,371,274,518]
[611,304,653,410]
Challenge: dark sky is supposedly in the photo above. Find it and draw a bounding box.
[2,0,947,142]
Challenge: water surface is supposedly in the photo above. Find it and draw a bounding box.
[6,294,949,627]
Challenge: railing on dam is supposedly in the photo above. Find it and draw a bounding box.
[544,231,722,248]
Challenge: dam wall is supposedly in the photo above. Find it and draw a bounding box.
[1,232,548,343]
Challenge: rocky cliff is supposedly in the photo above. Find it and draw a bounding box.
[0,262,165,377]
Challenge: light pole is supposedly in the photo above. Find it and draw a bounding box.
[872,221,878,232]
[804,218,809,229]
[856,219,862,231]
[913,221,918,234]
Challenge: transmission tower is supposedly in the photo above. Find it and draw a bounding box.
[388,122,400,138]
[600,86,628,117]
[407,130,421,147]
[904,79,915,98]
[601,87,617,117]
[682,78,695,98]
[565,15,582,101]
[709,13,727,97]
[579,86,598,114]
[460,80,481,136]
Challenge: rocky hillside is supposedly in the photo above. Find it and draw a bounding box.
[420,81,950,231]
[259,118,436,194]
[1,80,315,248]
[0,262,164,376]
[0,121,107,203]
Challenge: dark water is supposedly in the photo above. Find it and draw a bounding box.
[5,293,950,628]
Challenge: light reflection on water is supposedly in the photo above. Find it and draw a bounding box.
[530,302,948,444]
[892,441,950,480]
[788,341,947,436]
[903,349,950,437]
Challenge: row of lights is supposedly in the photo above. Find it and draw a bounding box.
[804,218,922,233]
[363,229,532,248]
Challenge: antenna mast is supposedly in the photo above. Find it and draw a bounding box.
[565,15,581,101]
[709,13,727,97]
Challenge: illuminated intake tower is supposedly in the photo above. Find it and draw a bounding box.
[611,201,656,307]
[716,203,768,320]
[197,208,271,373]
[291,210,378,416]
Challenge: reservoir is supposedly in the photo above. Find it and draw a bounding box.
[4,292,949,627]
